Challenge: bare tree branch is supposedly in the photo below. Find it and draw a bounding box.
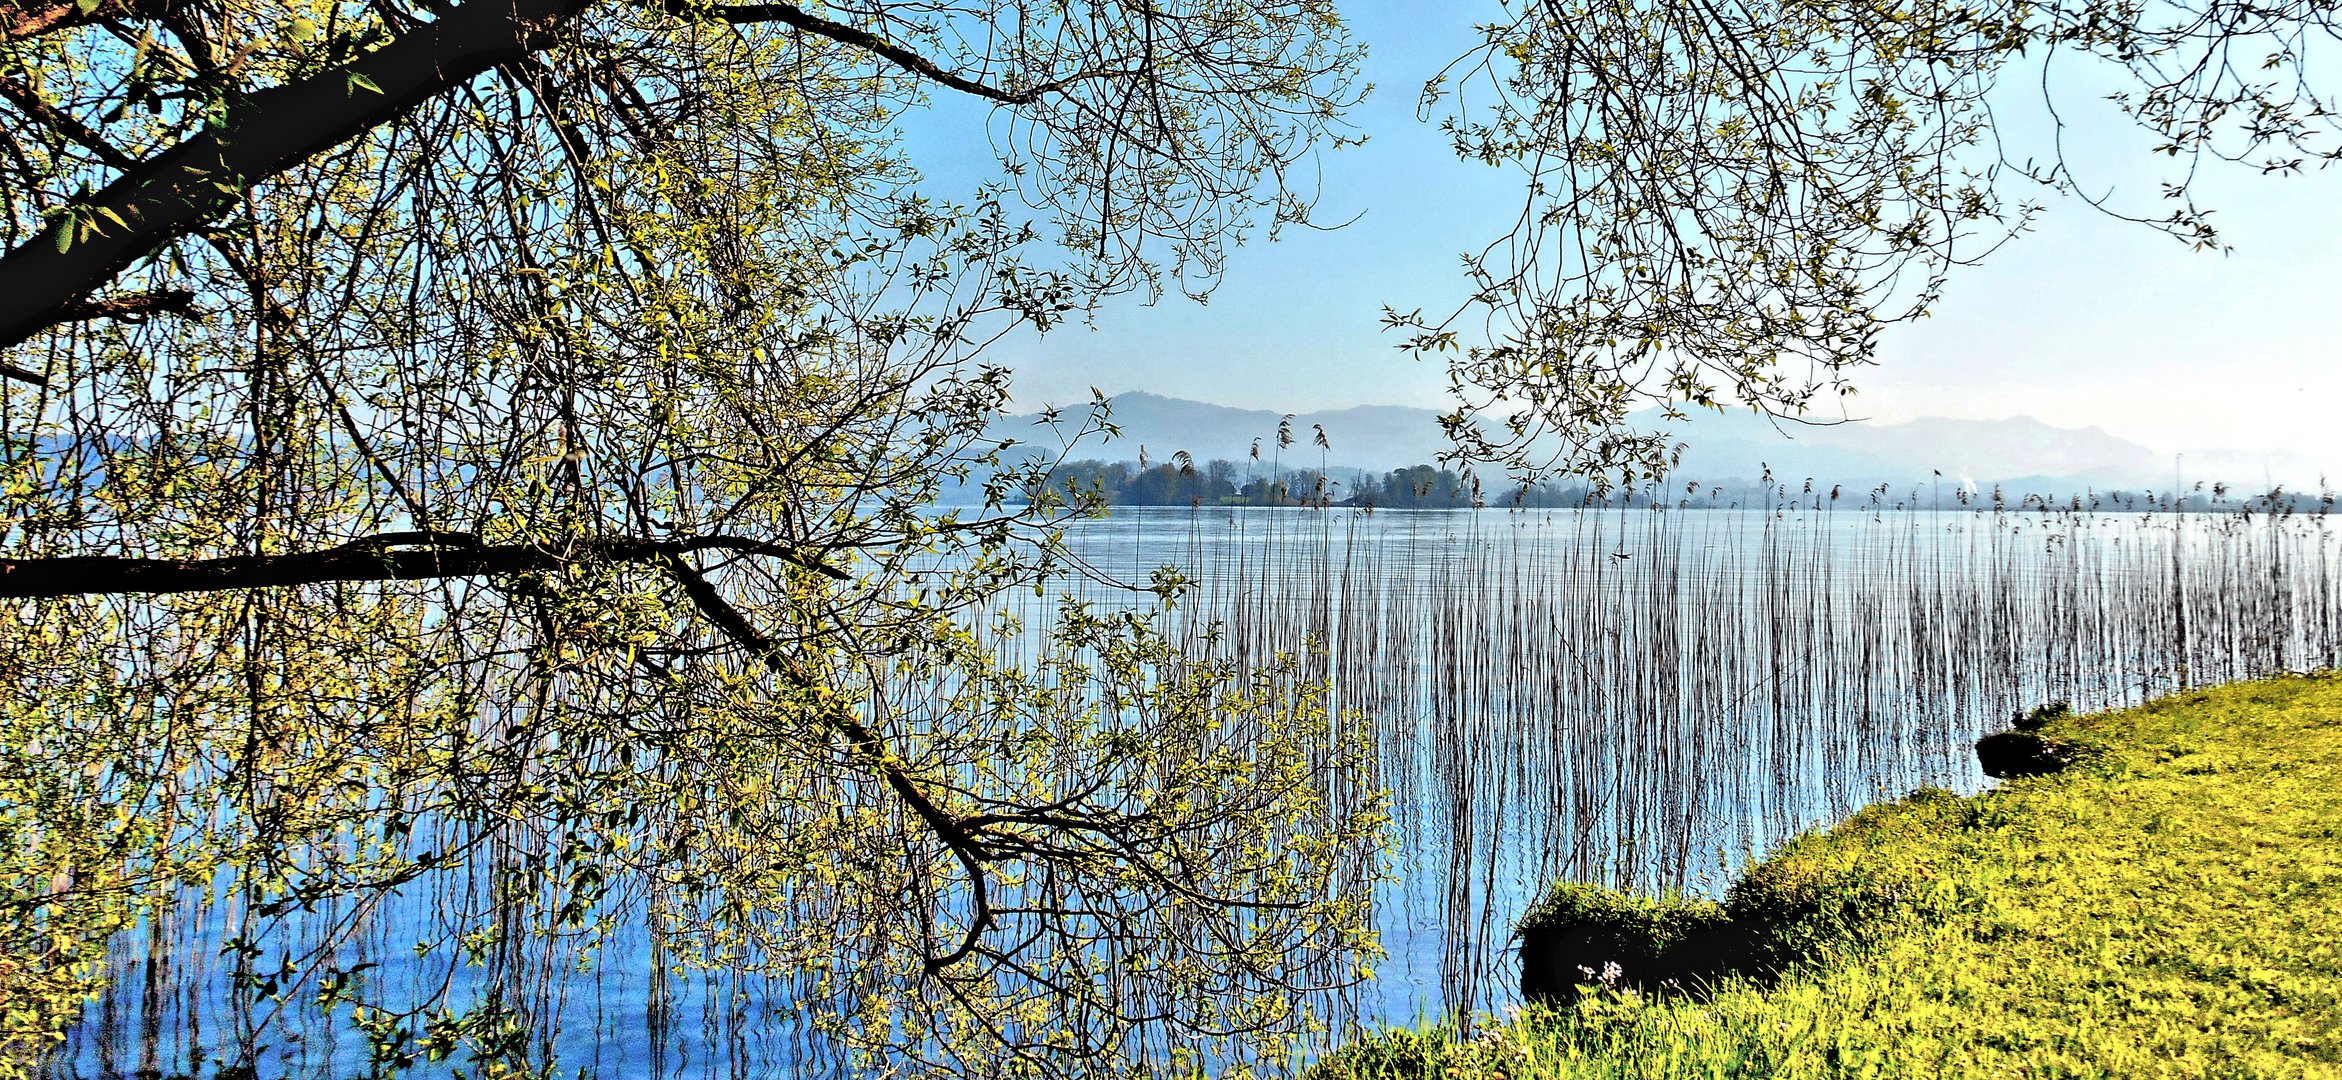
[663,0,1095,106]
[659,553,997,973]
[0,74,142,169]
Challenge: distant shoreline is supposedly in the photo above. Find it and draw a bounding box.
[978,457,2334,515]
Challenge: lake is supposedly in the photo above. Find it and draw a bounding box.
[48,502,2342,1077]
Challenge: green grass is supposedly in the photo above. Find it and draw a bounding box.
[1316,673,2342,1079]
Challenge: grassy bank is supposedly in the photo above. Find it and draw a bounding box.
[1319,673,2342,1078]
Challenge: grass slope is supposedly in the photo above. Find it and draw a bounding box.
[1319,673,2342,1078]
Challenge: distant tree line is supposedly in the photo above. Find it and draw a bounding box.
[1507,478,2341,515]
[1025,460,1491,508]
[1023,459,2337,516]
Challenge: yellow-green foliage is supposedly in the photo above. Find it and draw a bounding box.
[1720,788,1966,961]
[1319,673,2342,1078]
[1516,882,1734,959]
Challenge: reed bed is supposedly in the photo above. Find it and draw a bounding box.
[1048,500,2342,1022]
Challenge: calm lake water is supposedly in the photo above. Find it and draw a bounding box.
[51,505,2342,1077]
[1051,506,2342,1022]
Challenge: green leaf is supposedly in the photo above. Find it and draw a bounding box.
[348,72,383,96]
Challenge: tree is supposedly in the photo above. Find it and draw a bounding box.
[1394,0,2342,485]
[13,0,2333,1070]
[1363,465,1476,510]
[0,1,1380,1073]
[1208,457,1240,500]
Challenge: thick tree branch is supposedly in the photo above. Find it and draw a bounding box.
[57,287,198,323]
[0,0,594,356]
[0,72,164,390]
[0,287,201,384]
[0,530,844,598]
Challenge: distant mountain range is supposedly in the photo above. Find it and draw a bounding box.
[991,393,1443,472]
[991,391,2328,493]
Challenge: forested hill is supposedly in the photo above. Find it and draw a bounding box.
[988,392,1452,472]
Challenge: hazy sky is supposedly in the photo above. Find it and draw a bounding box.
[931,2,2342,470]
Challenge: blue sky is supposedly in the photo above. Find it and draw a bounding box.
[915,2,2342,471]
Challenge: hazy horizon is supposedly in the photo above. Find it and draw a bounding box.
[1002,388,2328,491]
